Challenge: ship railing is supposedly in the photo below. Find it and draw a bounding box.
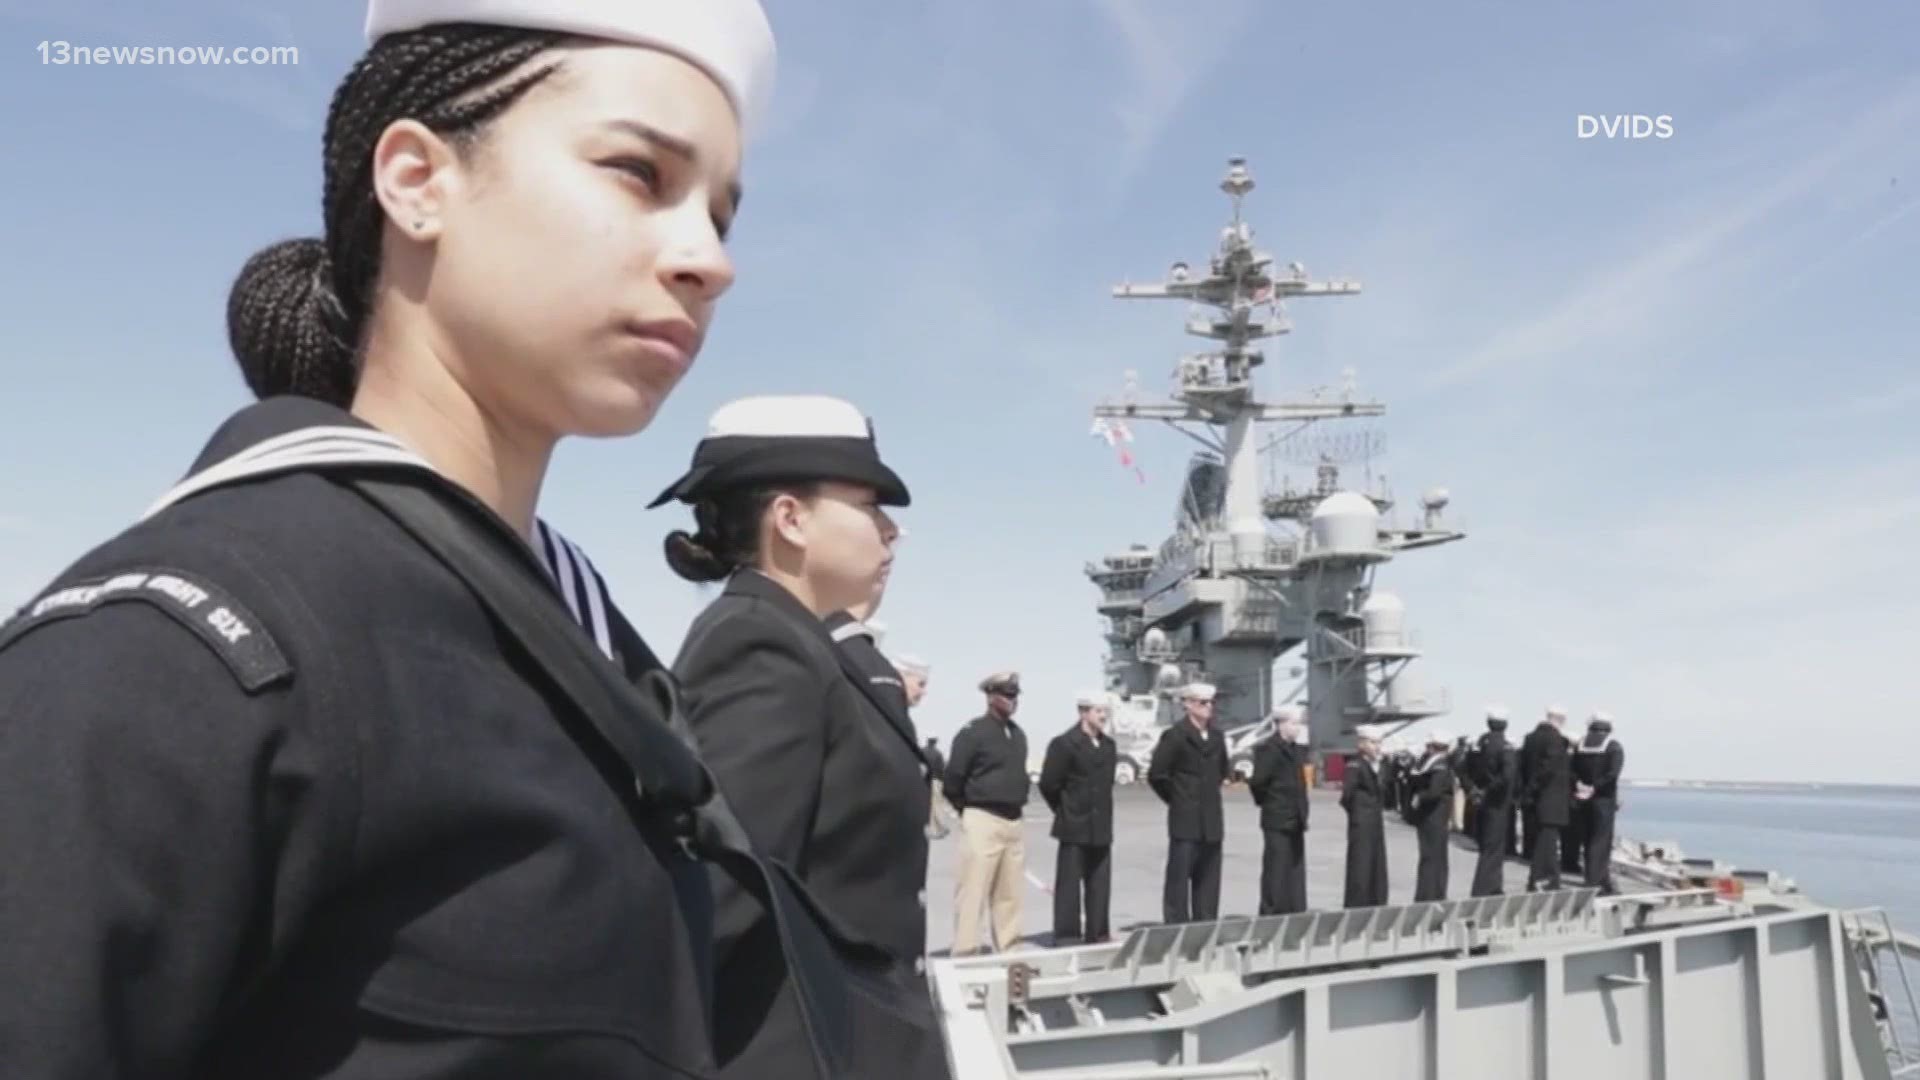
[995,890,1605,1007]
[1842,908,1920,1076]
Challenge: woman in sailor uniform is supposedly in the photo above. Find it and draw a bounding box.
[0,2,811,1077]
[652,395,948,1078]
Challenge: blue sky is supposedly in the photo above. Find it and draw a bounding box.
[3,1,1916,783]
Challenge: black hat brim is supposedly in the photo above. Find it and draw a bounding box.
[647,435,910,509]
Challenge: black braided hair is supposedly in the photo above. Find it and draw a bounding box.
[664,483,820,584]
[227,23,572,407]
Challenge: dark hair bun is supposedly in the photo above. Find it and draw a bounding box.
[664,529,732,584]
[226,237,358,407]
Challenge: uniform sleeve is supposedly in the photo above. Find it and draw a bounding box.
[1146,729,1176,803]
[1248,743,1275,804]
[0,600,340,1080]
[1602,744,1624,787]
[674,616,829,874]
[1037,736,1068,812]
[943,726,975,810]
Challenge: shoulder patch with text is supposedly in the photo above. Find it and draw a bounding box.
[0,567,293,692]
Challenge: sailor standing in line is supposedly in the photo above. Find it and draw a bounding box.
[1249,706,1311,915]
[945,672,1032,954]
[1450,735,1472,835]
[1148,681,1231,922]
[905,682,952,839]
[1558,722,1585,879]
[1038,692,1119,945]
[1470,707,1519,896]
[0,2,824,1074]
[1378,743,1403,815]
[1341,725,1391,908]
[1410,730,1457,902]
[1520,704,1565,859]
[1572,712,1625,894]
[1519,705,1574,891]
[656,395,946,1076]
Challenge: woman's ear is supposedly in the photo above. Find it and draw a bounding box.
[765,491,811,551]
[371,117,461,243]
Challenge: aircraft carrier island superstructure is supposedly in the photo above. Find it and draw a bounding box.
[1085,157,1462,782]
[928,158,1920,1080]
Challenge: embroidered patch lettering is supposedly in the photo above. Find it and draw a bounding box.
[2,566,293,692]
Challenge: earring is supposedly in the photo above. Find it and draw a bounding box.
[410,219,425,231]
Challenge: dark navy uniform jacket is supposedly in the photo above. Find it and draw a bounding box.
[1148,721,1229,842]
[0,398,725,1079]
[943,714,1030,818]
[1519,722,1575,827]
[1248,738,1309,834]
[1038,724,1118,846]
[671,572,944,1077]
[674,572,931,964]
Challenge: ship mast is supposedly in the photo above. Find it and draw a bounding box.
[1097,157,1381,565]
[1087,157,1465,772]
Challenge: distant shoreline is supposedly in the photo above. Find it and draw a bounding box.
[1626,779,1920,795]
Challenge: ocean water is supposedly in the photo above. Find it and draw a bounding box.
[1618,784,1920,933]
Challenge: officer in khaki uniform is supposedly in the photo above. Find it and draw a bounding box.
[944,671,1031,953]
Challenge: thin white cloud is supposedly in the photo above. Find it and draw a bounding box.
[1774,192,1920,296]
[1429,77,1920,388]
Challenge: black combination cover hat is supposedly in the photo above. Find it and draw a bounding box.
[647,394,910,509]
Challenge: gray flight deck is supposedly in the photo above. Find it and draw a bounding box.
[927,782,1531,955]
[924,783,1920,1079]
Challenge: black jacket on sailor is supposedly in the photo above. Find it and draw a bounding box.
[1249,738,1310,834]
[1470,732,1519,805]
[1519,722,1574,827]
[1571,734,1624,800]
[822,611,916,724]
[944,714,1031,817]
[1148,721,1229,842]
[1409,752,1456,825]
[674,571,931,963]
[1038,725,1117,846]
[0,398,724,1080]
[1339,755,1386,825]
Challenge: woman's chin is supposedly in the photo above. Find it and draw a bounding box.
[564,383,670,439]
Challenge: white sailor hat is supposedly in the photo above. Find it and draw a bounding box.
[891,652,929,676]
[647,395,909,509]
[1075,690,1109,708]
[1182,682,1217,701]
[364,0,777,133]
[1426,728,1453,745]
[1545,703,1568,719]
[1354,724,1383,741]
[1486,704,1509,721]
[1588,710,1614,730]
[1270,704,1303,723]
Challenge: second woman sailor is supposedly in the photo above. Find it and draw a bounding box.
[650,393,944,1076]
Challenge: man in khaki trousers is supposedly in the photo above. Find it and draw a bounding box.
[943,671,1031,954]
